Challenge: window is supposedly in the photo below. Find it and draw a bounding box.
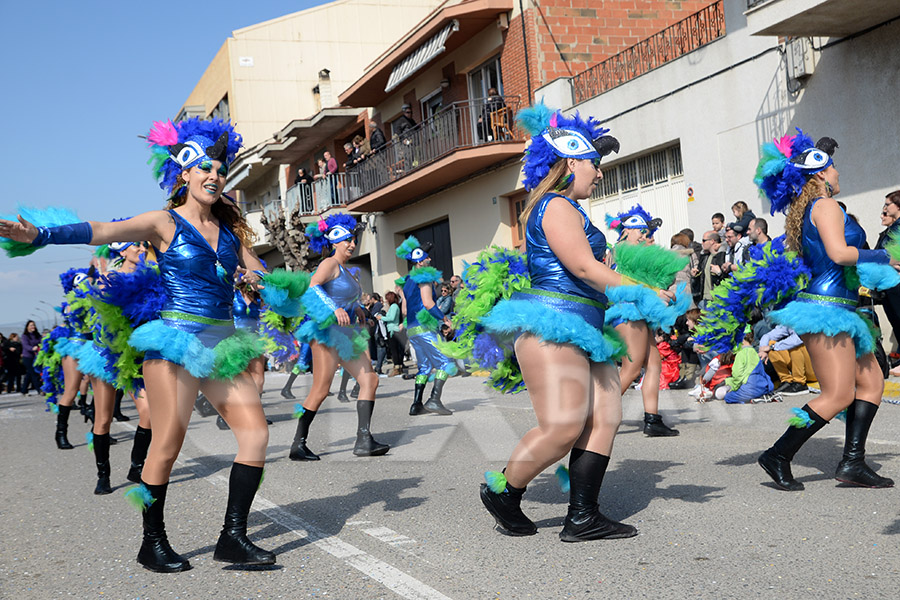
[421,89,443,121]
[211,94,229,122]
[509,193,527,249]
[469,55,503,99]
[592,145,683,200]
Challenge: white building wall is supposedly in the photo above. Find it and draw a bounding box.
[552,1,900,243]
[369,163,522,294]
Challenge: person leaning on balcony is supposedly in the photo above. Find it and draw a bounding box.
[472,102,678,540]
[368,122,386,154]
[396,104,417,138]
[294,167,314,187]
[353,135,370,162]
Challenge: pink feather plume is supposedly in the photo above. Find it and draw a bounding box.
[549,112,558,127]
[148,120,179,147]
[317,219,328,233]
[773,134,795,158]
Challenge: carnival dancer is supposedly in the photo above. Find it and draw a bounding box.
[75,240,156,494]
[605,206,690,436]
[0,117,310,571]
[289,213,389,460]
[46,268,92,449]
[92,241,167,486]
[750,130,896,490]
[397,236,456,416]
[462,103,672,539]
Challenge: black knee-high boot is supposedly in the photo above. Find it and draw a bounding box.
[353,401,390,456]
[559,448,637,542]
[835,400,894,488]
[758,403,828,491]
[280,371,299,399]
[337,370,353,403]
[56,405,74,449]
[136,482,192,573]
[289,408,320,461]
[424,376,452,415]
[128,427,152,484]
[92,432,113,495]
[409,382,427,415]
[213,463,276,565]
[113,388,130,421]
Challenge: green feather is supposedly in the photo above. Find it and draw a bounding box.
[212,330,266,379]
[415,307,441,330]
[613,242,689,289]
[0,239,40,257]
[263,269,310,299]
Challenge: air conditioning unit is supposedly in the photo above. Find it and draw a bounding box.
[786,37,814,80]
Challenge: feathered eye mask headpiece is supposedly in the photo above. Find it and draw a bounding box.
[754,128,834,215]
[305,213,362,254]
[395,236,434,263]
[605,204,660,238]
[147,117,243,195]
[516,101,619,191]
[59,267,90,294]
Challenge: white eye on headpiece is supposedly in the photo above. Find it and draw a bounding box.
[171,141,208,169]
[326,225,354,244]
[73,273,88,287]
[790,147,833,174]
[108,241,133,253]
[542,127,600,158]
[621,215,649,229]
[409,248,428,262]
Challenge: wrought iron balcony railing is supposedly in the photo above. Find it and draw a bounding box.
[572,0,726,104]
[269,96,523,217]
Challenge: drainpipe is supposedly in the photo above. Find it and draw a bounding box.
[518,0,533,102]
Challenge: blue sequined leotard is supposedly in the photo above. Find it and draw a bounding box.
[481,194,621,365]
[797,198,865,307]
[769,198,876,356]
[233,290,261,331]
[321,265,362,323]
[139,210,242,366]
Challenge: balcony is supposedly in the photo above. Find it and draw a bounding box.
[345,96,524,212]
[746,0,900,37]
[571,1,725,104]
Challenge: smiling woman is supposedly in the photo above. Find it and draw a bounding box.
[0,116,315,573]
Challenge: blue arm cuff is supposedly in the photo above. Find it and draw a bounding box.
[427,305,445,322]
[32,222,93,247]
[857,249,890,264]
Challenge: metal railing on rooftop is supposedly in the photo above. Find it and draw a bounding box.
[746,0,774,9]
[572,0,726,104]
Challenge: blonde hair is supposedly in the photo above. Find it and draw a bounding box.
[784,178,827,254]
[732,201,749,216]
[519,159,571,226]
[167,172,258,248]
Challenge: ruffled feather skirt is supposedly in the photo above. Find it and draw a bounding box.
[768,294,875,358]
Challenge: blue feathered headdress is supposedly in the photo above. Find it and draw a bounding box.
[516,101,617,191]
[59,268,90,294]
[605,204,660,239]
[147,118,243,195]
[754,128,833,215]
[395,236,431,262]
[304,213,359,254]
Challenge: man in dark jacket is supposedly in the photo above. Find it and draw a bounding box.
[369,122,387,153]
[698,230,727,309]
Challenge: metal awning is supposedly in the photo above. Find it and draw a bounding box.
[385,20,458,92]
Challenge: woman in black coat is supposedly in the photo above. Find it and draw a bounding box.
[20,320,44,395]
[2,333,23,393]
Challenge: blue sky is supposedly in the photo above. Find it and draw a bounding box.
[0,1,321,333]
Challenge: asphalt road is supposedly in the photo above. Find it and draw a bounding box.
[2,372,899,599]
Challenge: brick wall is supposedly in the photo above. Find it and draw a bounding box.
[499,7,540,103]
[530,0,719,85]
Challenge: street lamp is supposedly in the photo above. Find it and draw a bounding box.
[39,300,59,326]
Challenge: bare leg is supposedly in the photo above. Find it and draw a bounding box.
[91,378,116,436]
[504,334,591,489]
[134,388,151,429]
[616,322,649,396]
[302,341,340,411]
[201,373,269,467]
[58,357,82,408]
[247,356,265,396]
[141,359,200,486]
[804,333,857,419]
